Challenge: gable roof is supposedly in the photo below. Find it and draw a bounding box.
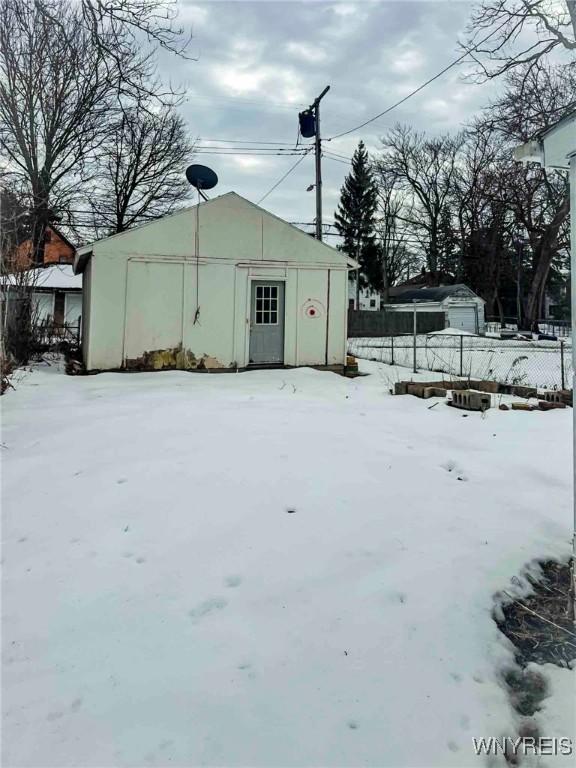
[1,264,82,290]
[49,225,76,253]
[75,192,357,273]
[18,224,76,253]
[388,284,481,303]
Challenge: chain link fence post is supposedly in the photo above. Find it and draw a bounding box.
[412,301,417,373]
[391,334,395,366]
[459,334,464,378]
[560,339,566,390]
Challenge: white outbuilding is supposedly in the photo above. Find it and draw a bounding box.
[385,284,486,334]
[74,192,356,372]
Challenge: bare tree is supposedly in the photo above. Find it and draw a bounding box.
[372,166,419,300]
[464,0,576,81]
[0,185,42,367]
[91,105,193,235]
[0,0,148,263]
[378,126,464,281]
[479,63,573,328]
[0,0,193,264]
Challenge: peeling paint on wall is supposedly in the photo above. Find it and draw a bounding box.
[123,346,229,372]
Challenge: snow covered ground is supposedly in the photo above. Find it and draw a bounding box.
[349,335,572,391]
[2,359,574,767]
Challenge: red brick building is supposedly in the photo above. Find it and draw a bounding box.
[15,226,75,269]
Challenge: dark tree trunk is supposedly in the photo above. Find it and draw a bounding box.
[30,171,51,266]
[524,192,569,331]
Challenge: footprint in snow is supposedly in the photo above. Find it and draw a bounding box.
[347,720,359,730]
[189,597,228,622]
[441,460,468,481]
[447,741,460,752]
[225,575,242,588]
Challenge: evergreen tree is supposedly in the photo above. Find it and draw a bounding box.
[436,205,459,279]
[334,141,380,304]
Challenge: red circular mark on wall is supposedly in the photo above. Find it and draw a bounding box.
[302,299,325,319]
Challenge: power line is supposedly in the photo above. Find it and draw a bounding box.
[323,150,352,162]
[198,138,297,146]
[323,154,351,166]
[327,17,511,141]
[194,150,307,157]
[256,148,314,205]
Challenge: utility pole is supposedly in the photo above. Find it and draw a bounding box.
[300,86,330,241]
[313,86,330,241]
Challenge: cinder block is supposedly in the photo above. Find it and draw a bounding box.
[511,402,535,411]
[537,400,566,411]
[510,385,538,399]
[449,390,491,411]
[478,380,500,394]
[394,382,409,395]
[423,386,447,399]
[542,390,563,403]
[406,383,426,397]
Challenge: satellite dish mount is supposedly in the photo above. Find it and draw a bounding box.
[185,164,218,201]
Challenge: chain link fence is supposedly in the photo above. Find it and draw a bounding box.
[348,333,572,391]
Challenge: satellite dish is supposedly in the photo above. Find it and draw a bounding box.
[185,164,218,191]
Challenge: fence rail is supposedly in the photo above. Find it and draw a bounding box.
[348,309,445,338]
[349,333,572,391]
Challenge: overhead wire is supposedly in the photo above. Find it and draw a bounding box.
[326,16,512,141]
[256,147,314,205]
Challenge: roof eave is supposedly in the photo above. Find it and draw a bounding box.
[514,111,576,171]
[74,246,92,274]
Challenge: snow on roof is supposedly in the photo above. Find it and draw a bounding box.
[387,284,480,303]
[2,264,82,290]
[428,327,477,336]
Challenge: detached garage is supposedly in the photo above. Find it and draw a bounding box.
[74,192,356,372]
[385,284,486,334]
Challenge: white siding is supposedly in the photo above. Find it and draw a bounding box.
[124,261,184,360]
[64,293,82,325]
[447,306,477,333]
[81,193,351,371]
[32,292,54,322]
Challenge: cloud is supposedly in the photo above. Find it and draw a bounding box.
[285,41,328,64]
[389,46,425,75]
[159,1,499,224]
[181,3,210,26]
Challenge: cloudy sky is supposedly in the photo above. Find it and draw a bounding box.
[159,1,498,232]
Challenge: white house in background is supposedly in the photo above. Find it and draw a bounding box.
[74,192,357,372]
[30,265,83,328]
[2,264,82,329]
[347,282,382,310]
[385,284,486,334]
